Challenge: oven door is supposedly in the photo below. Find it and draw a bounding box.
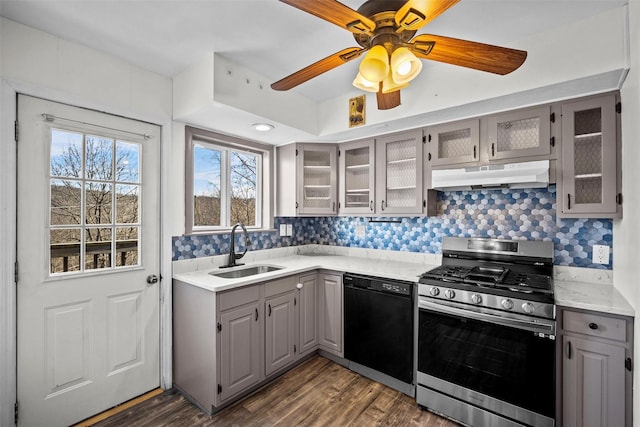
[417,298,556,427]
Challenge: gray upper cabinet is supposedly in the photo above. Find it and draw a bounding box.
[559,93,621,218]
[339,139,376,215]
[487,105,552,161]
[276,143,338,216]
[561,308,633,427]
[426,119,480,167]
[375,129,424,215]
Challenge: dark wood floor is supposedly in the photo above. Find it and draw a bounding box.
[93,355,459,426]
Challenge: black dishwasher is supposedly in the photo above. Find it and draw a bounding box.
[344,273,415,385]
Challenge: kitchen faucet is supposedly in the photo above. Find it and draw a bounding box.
[220,222,251,268]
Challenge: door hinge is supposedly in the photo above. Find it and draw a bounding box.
[338,150,341,157]
[294,297,296,306]
[14,401,18,424]
[295,149,298,156]
[427,152,432,161]
[14,261,18,284]
[216,322,222,332]
[428,134,432,142]
[14,120,19,142]
[217,384,222,394]
[617,193,623,205]
[550,112,556,123]
[294,344,297,354]
[550,136,555,147]
[422,135,426,143]
[338,201,340,209]
[423,200,426,208]
[616,102,622,114]
[626,357,632,372]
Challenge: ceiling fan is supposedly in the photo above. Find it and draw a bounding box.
[271,0,527,110]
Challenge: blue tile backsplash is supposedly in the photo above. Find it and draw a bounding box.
[172,185,613,269]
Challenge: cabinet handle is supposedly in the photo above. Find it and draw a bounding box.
[255,308,259,321]
[491,143,495,157]
[332,202,336,212]
[473,145,477,159]
[268,304,272,317]
[566,341,573,359]
[588,322,599,330]
[369,200,374,212]
[567,194,571,210]
[381,200,385,211]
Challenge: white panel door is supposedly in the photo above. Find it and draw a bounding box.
[16,95,161,427]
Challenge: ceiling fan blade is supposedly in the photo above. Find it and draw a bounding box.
[410,34,527,75]
[280,0,376,35]
[377,89,401,110]
[271,47,366,91]
[395,0,460,31]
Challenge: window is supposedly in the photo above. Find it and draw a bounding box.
[185,126,273,233]
[49,128,141,274]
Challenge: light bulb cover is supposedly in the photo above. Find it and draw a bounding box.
[359,45,389,83]
[391,47,422,84]
[252,123,274,131]
[381,71,409,94]
[352,72,379,93]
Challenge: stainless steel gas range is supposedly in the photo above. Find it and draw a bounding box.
[417,237,556,427]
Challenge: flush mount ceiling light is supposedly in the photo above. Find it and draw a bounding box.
[252,123,274,131]
[272,0,527,110]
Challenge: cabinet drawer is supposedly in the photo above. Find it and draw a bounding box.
[219,285,260,311]
[265,276,297,297]
[563,310,626,342]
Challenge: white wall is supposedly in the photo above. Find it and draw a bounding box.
[0,17,173,427]
[616,2,640,426]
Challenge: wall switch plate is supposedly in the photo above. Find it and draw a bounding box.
[355,225,366,238]
[592,244,610,264]
[279,224,287,236]
[286,224,293,237]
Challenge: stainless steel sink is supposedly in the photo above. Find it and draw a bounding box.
[209,265,284,279]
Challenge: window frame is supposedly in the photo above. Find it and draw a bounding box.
[185,126,274,234]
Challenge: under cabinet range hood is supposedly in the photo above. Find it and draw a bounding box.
[431,160,550,191]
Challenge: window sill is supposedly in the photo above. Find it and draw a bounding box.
[185,228,277,236]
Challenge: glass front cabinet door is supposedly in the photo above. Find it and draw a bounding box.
[426,119,480,167]
[560,94,620,218]
[339,139,375,215]
[375,129,423,215]
[297,144,338,215]
[487,105,552,161]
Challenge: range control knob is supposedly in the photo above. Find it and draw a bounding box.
[471,294,482,304]
[501,299,514,310]
[522,302,535,314]
[429,287,440,297]
[444,289,456,299]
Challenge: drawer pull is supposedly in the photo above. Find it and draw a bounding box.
[588,322,599,330]
[566,341,572,359]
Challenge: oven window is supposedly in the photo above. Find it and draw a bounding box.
[418,308,555,417]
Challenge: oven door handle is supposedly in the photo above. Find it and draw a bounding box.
[419,299,555,336]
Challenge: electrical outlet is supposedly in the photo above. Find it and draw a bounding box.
[592,244,610,264]
[355,224,366,238]
[279,224,287,236]
[286,224,293,237]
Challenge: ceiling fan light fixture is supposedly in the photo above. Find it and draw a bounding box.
[359,45,389,82]
[353,72,379,93]
[391,47,422,84]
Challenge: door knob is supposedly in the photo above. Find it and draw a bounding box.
[146,274,159,285]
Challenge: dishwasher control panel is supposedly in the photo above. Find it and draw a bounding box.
[344,273,414,297]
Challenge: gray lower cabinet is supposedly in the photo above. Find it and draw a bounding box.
[561,308,633,427]
[318,273,343,355]
[265,288,296,376]
[298,273,319,355]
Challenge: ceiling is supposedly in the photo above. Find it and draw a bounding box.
[0,0,627,142]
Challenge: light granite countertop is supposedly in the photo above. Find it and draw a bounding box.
[173,245,634,317]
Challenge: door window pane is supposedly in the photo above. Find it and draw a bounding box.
[50,129,83,178]
[85,182,113,224]
[50,229,81,273]
[50,179,82,225]
[85,227,113,270]
[116,141,140,183]
[116,184,139,224]
[85,135,113,181]
[116,227,139,267]
[193,144,221,226]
